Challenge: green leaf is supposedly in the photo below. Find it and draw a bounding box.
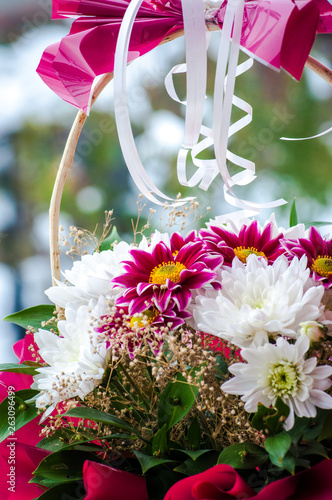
[265,432,292,463]
[152,424,169,457]
[289,198,298,227]
[3,305,56,331]
[269,452,296,475]
[299,440,329,459]
[264,431,296,474]
[158,373,199,430]
[318,410,332,441]
[177,449,212,461]
[134,451,176,474]
[216,355,228,377]
[302,409,329,441]
[31,480,85,499]
[217,443,268,469]
[33,449,100,483]
[64,407,135,433]
[287,417,311,443]
[98,226,121,252]
[174,451,219,476]
[0,389,39,443]
[187,416,201,451]
[251,398,290,436]
[37,429,134,453]
[304,221,332,230]
[29,474,61,488]
[0,363,40,375]
[146,469,182,500]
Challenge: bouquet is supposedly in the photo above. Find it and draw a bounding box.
[1,204,332,500]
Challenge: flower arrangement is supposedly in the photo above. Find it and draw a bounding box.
[2,0,332,499]
[1,206,332,499]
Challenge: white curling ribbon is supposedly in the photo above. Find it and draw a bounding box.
[164,64,188,105]
[280,126,332,141]
[113,0,194,205]
[181,0,207,148]
[114,0,286,210]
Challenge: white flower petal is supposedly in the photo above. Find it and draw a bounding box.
[309,389,332,409]
[220,336,332,430]
[191,255,325,348]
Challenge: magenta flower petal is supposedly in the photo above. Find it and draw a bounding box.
[171,288,192,311]
[171,230,197,252]
[242,220,259,247]
[180,268,216,288]
[154,288,172,312]
[282,226,332,287]
[112,273,146,288]
[152,242,173,264]
[260,223,273,246]
[298,237,317,256]
[129,248,158,272]
[129,290,153,315]
[201,220,284,266]
[309,226,324,251]
[137,282,153,296]
[114,235,217,321]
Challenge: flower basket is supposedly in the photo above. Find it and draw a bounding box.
[1,1,332,499]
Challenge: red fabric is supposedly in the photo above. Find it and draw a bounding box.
[164,464,255,500]
[83,460,149,500]
[0,332,40,403]
[164,460,332,500]
[0,442,50,500]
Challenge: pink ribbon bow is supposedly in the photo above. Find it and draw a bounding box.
[37,0,332,114]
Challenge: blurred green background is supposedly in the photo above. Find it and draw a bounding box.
[0,1,331,359]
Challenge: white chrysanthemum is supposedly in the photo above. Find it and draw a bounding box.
[192,254,326,348]
[45,241,133,308]
[32,297,109,418]
[139,230,170,251]
[46,233,171,310]
[221,335,332,430]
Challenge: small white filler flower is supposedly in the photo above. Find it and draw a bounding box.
[221,335,332,430]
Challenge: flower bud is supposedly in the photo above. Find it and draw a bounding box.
[298,321,325,343]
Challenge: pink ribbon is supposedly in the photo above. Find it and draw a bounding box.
[37,0,332,208]
[37,0,331,113]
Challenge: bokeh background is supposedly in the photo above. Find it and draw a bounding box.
[1,0,331,361]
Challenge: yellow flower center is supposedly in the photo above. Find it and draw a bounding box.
[234,246,267,264]
[311,255,332,278]
[130,309,157,329]
[149,261,186,285]
[268,362,299,397]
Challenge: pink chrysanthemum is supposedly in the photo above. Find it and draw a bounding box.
[112,236,221,319]
[200,220,284,266]
[282,226,332,288]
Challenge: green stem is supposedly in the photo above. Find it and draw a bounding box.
[111,378,145,422]
[118,363,151,411]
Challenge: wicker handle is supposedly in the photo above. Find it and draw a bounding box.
[49,45,332,285]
